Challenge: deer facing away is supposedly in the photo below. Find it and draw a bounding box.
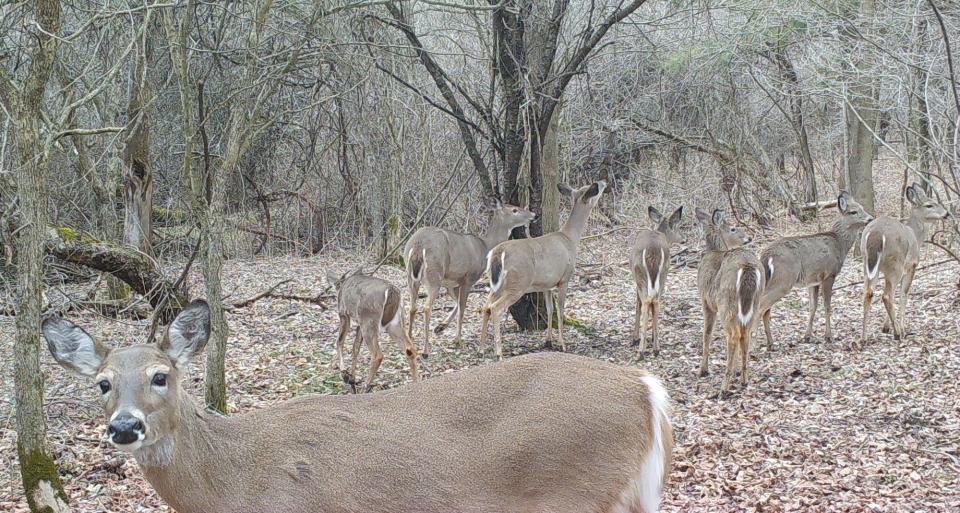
[404,198,535,358]
[630,205,684,357]
[758,191,873,348]
[479,180,606,359]
[327,272,419,392]
[43,300,673,513]
[860,183,950,345]
[695,208,764,395]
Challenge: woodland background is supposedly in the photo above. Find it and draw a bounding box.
[2,0,960,511]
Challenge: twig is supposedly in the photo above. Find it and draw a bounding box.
[230,279,292,309]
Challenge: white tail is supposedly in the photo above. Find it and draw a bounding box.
[758,191,873,348]
[404,199,535,357]
[860,183,950,346]
[42,312,674,513]
[480,181,606,359]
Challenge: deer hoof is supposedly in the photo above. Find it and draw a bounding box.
[340,370,356,385]
[420,352,430,360]
[652,348,660,358]
[881,325,891,334]
[893,331,901,341]
[433,324,447,335]
[698,368,709,378]
[629,338,641,347]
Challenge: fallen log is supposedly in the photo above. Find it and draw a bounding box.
[44,226,188,323]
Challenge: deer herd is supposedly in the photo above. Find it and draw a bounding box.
[41,180,951,513]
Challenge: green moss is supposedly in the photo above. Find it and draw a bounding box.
[17,444,68,513]
[107,280,131,301]
[53,226,99,244]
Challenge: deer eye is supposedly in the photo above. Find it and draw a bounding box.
[849,210,858,215]
[512,208,518,213]
[97,380,111,394]
[152,373,168,387]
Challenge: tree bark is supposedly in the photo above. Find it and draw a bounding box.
[121,12,157,257]
[1,1,71,511]
[843,0,879,214]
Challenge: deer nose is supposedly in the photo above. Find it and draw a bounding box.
[108,414,145,445]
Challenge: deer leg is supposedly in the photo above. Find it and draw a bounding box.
[479,294,494,352]
[632,289,643,346]
[361,323,383,393]
[407,280,420,339]
[486,293,521,360]
[897,263,917,338]
[544,289,554,344]
[637,295,649,357]
[386,320,419,383]
[821,276,836,344]
[802,285,820,343]
[720,326,736,396]
[421,282,440,359]
[761,309,774,351]
[435,286,459,334]
[881,272,901,340]
[556,283,568,352]
[861,277,875,349]
[699,303,716,377]
[331,314,350,371]
[740,327,750,386]
[344,327,363,391]
[651,299,661,357]
[454,282,469,348]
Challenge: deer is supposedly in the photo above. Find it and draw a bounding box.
[479,180,606,359]
[43,299,674,513]
[758,191,873,349]
[327,272,419,392]
[404,198,535,359]
[630,205,684,357]
[860,183,950,345]
[695,208,764,395]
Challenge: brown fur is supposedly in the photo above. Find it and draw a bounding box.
[43,309,675,513]
[405,202,535,357]
[864,230,884,278]
[629,205,683,357]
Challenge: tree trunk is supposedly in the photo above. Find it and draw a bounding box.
[4,1,71,511]
[843,0,879,214]
[121,13,156,258]
[541,105,561,234]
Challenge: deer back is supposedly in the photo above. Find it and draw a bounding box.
[337,274,400,326]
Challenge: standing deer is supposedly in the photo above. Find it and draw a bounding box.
[479,180,606,359]
[327,272,419,392]
[630,206,684,357]
[43,300,673,513]
[758,191,873,348]
[405,198,535,358]
[860,183,950,345]
[695,208,764,395]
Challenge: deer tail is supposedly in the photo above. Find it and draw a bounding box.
[736,265,762,326]
[408,246,426,282]
[488,250,507,293]
[864,231,884,281]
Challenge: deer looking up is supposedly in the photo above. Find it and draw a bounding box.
[860,183,950,345]
[695,208,764,395]
[404,198,535,358]
[758,191,873,348]
[479,180,606,359]
[43,300,673,513]
[630,205,684,357]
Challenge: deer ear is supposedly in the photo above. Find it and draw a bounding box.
[905,185,920,206]
[481,196,502,211]
[837,191,850,213]
[160,300,211,368]
[558,183,574,199]
[668,206,684,230]
[647,206,664,225]
[42,318,110,377]
[583,180,605,204]
[712,209,725,226]
[326,270,342,288]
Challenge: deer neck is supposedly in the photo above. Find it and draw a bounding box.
[830,218,861,256]
[135,396,243,510]
[561,203,593,241]
[481,218,517,252]
[907,210,928,243]
[704,231,727,252]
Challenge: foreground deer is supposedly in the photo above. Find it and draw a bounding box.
[860,183,950,345]
[405,198,535,358]
[327,272,419,391]
[479,180,606,359]
[695,208,763,395]
[630,206,684,357]
[758,191,873,348]
[43,300,673,513]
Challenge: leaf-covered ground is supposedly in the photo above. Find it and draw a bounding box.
[2,207,959,512]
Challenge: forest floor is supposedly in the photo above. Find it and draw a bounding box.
[2,190,960,512]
